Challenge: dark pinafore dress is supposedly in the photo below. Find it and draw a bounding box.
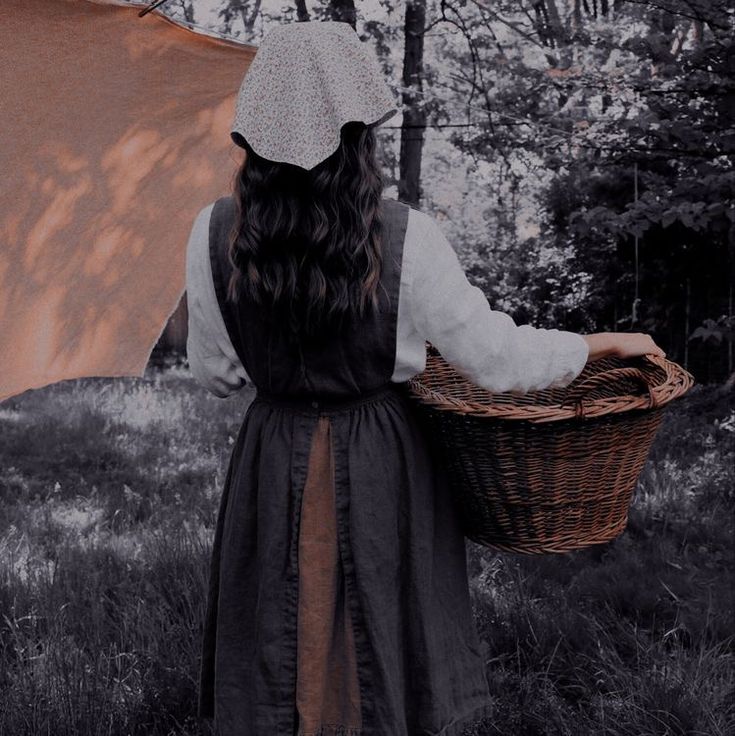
[198,195,494,736]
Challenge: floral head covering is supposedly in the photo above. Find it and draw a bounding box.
[230,21,398,170]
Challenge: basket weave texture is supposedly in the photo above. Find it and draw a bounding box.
[406,343,695,555]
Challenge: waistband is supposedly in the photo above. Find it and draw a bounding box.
[252,382,405,414]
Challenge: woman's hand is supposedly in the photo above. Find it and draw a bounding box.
[582,332,667,362]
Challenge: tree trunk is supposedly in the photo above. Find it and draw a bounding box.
[398,0,426,207]
[240,0,262,34]
[175,0,194,23]
[294,0,309,22]
[728,223,734,376]
[571,0,582,34]
[544,0,573,67]
[329,0,356,29]
[684,276,690,371]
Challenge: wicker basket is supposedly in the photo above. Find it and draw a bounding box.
[406,343,695,555]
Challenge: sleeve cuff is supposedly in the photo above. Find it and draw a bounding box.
[546,332,590,389]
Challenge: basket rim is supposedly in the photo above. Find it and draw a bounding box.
[406,348,695,424]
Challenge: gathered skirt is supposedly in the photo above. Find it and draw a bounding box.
[198,384,494,735]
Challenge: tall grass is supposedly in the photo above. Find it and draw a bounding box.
[0,372,732,735]
[0,373,251,735]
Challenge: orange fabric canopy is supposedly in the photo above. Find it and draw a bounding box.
[0,0,255,401]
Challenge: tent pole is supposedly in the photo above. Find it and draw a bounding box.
[139,0,171,18]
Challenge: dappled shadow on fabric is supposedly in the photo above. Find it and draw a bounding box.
[0,0,255,401]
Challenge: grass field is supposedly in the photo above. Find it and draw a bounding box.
[0,369,732,735]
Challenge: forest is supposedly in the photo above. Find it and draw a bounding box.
[151,0,734,387]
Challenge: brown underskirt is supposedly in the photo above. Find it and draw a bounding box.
[296,416,362,736]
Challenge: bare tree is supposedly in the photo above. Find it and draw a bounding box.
[170,0,194,23]
[398,0,426,206]
[295,0,310,22]
[328,0,356,29]
[217,0,262,36]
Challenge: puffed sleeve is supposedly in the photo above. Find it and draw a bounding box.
[405,210,589,394]
[185,202,250,398]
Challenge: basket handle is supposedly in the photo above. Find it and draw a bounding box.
[561,356,663,419]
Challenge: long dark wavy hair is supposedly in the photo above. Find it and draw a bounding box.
[226,121,387,341]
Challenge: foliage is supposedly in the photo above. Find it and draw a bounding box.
[130,0,734,382]
[690,314,735,345]
[426,0,734,381]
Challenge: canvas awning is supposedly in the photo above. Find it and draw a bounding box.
[0,0,256,401]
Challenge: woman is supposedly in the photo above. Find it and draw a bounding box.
[185,20,665,736]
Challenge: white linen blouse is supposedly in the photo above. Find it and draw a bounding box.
[185,201,590,398]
